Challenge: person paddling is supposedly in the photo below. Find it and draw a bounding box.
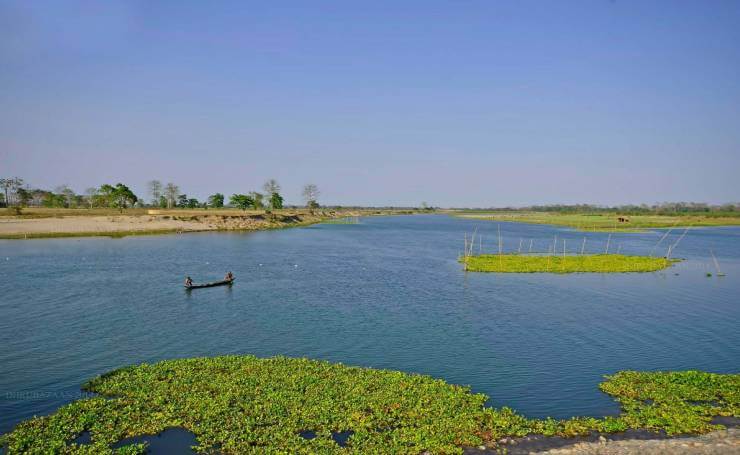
[224,271,234,282]
[185,276,193,287]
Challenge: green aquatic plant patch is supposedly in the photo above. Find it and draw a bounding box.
[461,254,678,273]
[599,370,740,435]
[1,356,489,454]
[1,357,737,454]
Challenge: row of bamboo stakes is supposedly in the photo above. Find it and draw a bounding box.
[462,224,725,275]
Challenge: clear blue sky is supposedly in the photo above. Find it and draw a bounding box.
[2,0,739,207]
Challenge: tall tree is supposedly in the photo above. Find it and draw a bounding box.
[98,183,137,211]
[229,194,254,211]
[98,184,115,207]
[262,179,283,210]
[30,189,47,207]
[111,184,138,211]
[147,180,163,206]
[262,179,281,197]
[208,193,225,208]
[164,183,179,209]
[43,192,66,208]
[270,192,284,210]
[249,192,264,209]
[302,184,320,208]
[177,194,188,208]
[0,179,9,207]
[0,177,24,206]
[16,188,31,206]
[84,187,98,209]
[12,178,24,205]
[55,185,76,208]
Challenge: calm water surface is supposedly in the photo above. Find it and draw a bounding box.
[1,215,739,434]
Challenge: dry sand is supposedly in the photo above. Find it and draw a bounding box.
[0,213,327,237]
[534,428,740,454]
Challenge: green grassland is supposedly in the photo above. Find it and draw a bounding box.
[2,356,737,454]
[461,254,678,273]
[454,211,740,232]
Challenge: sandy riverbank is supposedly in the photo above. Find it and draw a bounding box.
[469,424,740,454]
[534,428,739,454]
[0,211,354,238]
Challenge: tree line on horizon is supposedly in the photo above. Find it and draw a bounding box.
[471,202,740,215]
[0,177,321,211]
[4,176,737,214]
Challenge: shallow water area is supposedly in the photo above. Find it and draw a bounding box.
[111,427,197,453]
[1,215,739,434]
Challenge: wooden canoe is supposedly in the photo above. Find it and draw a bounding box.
[185,278,234,289]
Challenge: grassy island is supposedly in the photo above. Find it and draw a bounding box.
[2,356,738,454]
[461,254,678,273]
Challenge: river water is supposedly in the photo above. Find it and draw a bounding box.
[1,214,738,434]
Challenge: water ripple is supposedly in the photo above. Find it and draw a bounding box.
[1,216,739,432]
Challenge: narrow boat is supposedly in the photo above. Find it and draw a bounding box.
[185,278,234,289]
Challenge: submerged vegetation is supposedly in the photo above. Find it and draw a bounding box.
[462,254,678,273]
[321,216,361,225]
[2,356,738,454]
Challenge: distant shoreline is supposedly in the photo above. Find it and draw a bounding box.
[452,211,740,232]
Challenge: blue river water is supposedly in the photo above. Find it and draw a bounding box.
[1,214,739,435]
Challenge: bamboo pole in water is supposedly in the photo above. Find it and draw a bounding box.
[463,233,468,271]
[650,227,674,257]
[529,238,533,253]
[562,239,566,271]
[518,238,522,254]
[669,226,691,257]
[463,235,466,270]
[469,228,478,258]
[497,224,502,268]
[581,237,586,255]
[605,234,611,254]
[710,250,725,276]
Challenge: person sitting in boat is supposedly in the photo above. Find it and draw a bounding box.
[225,271,234,282]
[185,276,193,287]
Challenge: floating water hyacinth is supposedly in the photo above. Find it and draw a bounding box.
[2,356,737,454]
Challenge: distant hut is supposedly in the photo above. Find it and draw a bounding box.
[617,217,630,223]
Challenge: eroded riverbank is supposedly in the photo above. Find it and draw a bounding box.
[0,209,406,239]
